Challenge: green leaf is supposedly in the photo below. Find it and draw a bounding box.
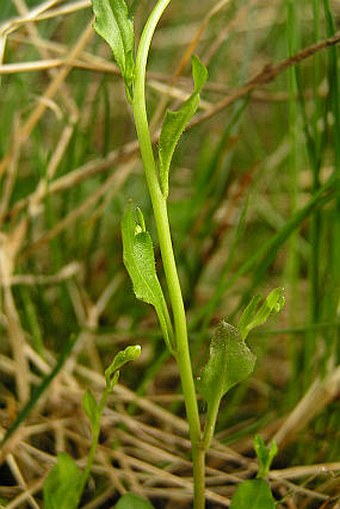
[158,55,207,197]
[122,207,174,352]
[238,288,285,340]
[254,435,278,479]
[192,54,208,93]
[92,0,134,100]
[105,344,141,392]
[230,479,276,509]
[82,389,101,431]
[43,453,83,509]
[114,492,155,509]
[197,321,256,406]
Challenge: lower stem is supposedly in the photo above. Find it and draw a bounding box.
[192,442,206,509]
[151,191,206,508]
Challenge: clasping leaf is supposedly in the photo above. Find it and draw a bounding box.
[122,207,174,352]
[197,321,256,407]
[92,0,135,101]
[158,55,208,197]
[199,289,284,448]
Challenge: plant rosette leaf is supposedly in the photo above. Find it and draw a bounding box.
[122,207,174,352]
[43,452,83,509]
[105,344,141,392]
[158,55,208,197]
[197,321,256,408]
[113,492,155,508]
[92,0,135,100]
[230,479,276,509]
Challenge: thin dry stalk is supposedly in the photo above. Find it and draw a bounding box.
[0,221,30,405]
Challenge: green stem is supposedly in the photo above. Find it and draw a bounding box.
[132,1,204,506]
[77,391,108,506]
[202,399,221,450]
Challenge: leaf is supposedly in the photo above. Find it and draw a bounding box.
[197,321,256,406]
[254,435,278,479]
[92,0,134,100]
[158,55,207,197]
[238,287,285,340]
[122,208,163,305]
[230,479,276,509]
[43,453,83,509]
[105,344,141,392]
[122,207,174,352]
[83,389,101,431]
[192,54,208,93]
[114,492,155,509]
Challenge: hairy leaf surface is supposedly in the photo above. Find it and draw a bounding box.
[198,321,256,405]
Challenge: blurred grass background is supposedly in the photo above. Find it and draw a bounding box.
[0,0,339,507]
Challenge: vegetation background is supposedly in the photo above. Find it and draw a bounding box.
[0,0,339,507]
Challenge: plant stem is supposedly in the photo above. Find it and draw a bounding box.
[202,399,220,450]
[132,1,204,506]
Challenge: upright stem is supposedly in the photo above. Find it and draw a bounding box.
[132,1,205,506]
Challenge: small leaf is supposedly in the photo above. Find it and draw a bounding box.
[92,0,134,100]
[254,435,278,479]
[158,56,207,197]
[83,389,100,431]
[238,287,285,340]
[114,492,155,508]
[105,344,141,392]
[197,321,256,406]
[122,207,174,351]
[230,479,276,509]
[122,208,164,306]
[43,453,83,509]
[192,54,208,92]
